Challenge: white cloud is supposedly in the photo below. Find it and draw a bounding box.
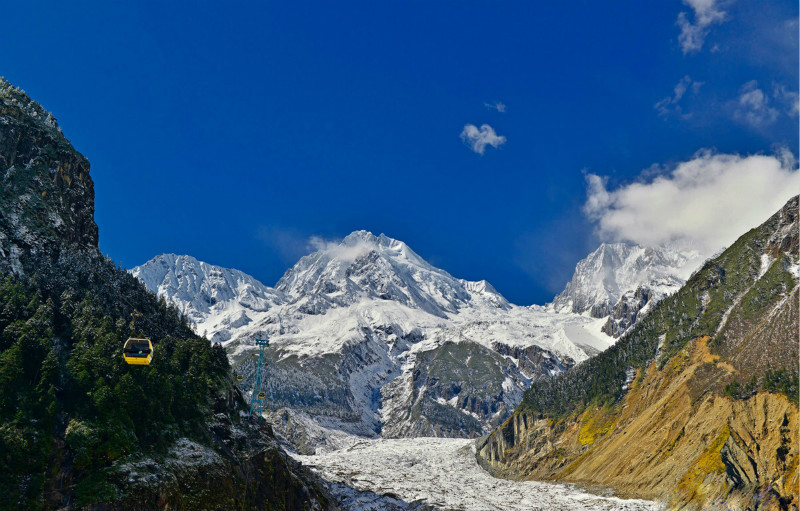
[308,235,376,263]
[677,0,727,54]
[484,101,507,113]
[732,80,779,128]
[460,124,506,155]
[257,226,313,263]
[654,76,703,117]
[584,150,799,261]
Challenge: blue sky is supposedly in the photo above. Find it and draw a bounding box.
[2,1,797,304]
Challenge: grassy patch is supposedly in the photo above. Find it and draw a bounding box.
[674,425,730,506]
[578,405,618,446]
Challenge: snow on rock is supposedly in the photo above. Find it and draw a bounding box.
[550,242,698,318]
[131,232,622,448]
[295,437,661,511]
[758,253,774,279]
[130,253,284,343]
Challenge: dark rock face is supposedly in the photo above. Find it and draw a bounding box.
[491,342,574,380]
[601,286,653,338]
[380,341,564,439]
[0,79,98,267]
[88,400,336,511]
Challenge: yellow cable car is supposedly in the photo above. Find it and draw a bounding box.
[123,338,154,366]
[257,391,266,400]
[236,374,243,382]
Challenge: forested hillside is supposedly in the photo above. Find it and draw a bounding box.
[0,78,333,510]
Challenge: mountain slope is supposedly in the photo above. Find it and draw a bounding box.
[477,196,799,510]
[0,78,334,511]
[133,232,617,450]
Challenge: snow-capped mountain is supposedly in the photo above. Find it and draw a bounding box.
[274,231,510,317]
[550,242,700,336]
[131,254,284,342]
[132,231,615,451]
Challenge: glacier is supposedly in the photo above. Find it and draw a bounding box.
[294,437,660,510]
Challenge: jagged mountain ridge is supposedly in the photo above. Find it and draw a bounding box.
[133,231,617,450]
[274,231,510,316]
[551,242,695,317]
[132,253,285,342]
[550,242,701,338]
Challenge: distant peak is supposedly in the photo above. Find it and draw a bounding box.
[341,230,380,246]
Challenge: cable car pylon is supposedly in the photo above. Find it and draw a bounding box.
[248,338,270,418]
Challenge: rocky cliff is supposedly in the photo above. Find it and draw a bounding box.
[0,79,97,264]
[477,197,799,510]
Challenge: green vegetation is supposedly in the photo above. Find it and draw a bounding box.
[0,78,332,510]
[762,368,799,400]
[0,253,232,510]
[725,369,799,401]
[521,199,797,418]
[577,405,618,446]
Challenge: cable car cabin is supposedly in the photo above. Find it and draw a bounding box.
[123,338,153,366]
[236,374,243,382]
[257,391,266,400]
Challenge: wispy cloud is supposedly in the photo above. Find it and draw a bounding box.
[484,101,507,113]
[256,226,314,264]
[258,229,379,265]
[584,149,799,262]
[773,83,800,117]
[460,124,506,155]
[654,75,703,117]
[731,80,779,128]
[677,0,728,54]
[308,235,376,263]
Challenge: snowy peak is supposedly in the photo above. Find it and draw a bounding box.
[459,279,510,309]
[551,242,695,317]
[130,254,283,340]
[131,231,513,341]
[276,230,508,316]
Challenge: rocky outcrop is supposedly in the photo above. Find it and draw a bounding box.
[601,286,653,337]
[380,341,532,439]
[0,78,98,265]
[491,342,574,380]
[93,404,337,511]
